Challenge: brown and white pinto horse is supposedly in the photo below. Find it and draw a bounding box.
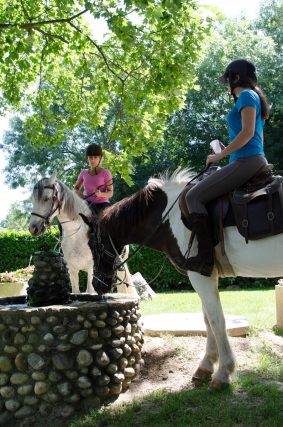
[84,169,283,388]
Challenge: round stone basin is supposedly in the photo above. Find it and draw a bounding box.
[0,294,143,423]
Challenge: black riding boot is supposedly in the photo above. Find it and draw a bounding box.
[183,213,214,276]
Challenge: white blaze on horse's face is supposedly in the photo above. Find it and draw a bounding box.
[29,176,60,236]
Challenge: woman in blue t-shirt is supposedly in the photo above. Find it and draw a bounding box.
[180,59,270,277]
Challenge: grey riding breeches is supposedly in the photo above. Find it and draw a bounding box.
[186,155,268,214]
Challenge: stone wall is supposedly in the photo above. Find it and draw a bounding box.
[0,295,143,424]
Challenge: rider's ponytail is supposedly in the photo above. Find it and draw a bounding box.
[238,81,270,120]
[253,86,270,120]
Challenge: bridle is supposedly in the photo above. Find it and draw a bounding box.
[31,182,63,226]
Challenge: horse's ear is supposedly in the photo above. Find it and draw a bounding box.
[49,173,57,184]
[36,173,43,181]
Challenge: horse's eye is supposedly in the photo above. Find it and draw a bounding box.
[43,196,50,202]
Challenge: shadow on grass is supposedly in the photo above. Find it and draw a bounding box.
[37,370,283,427]
[273,325,283,337]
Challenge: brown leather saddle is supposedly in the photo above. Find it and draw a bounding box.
[180,165,283,248]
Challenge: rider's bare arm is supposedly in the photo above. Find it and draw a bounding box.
[219,106,256,157]
[74,179,84,198]
[95,180,113,199]
[207,106,256,165]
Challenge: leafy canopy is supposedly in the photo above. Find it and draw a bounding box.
[0,0,208,182]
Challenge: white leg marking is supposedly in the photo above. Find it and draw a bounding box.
[188,270,236,385]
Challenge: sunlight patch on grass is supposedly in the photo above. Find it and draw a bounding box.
[140,289,276,330]
[256,343,283,381]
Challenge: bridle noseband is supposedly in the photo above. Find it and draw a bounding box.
[31,183,63,226]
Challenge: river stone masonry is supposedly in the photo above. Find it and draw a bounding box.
[0,295,143,423]
[27,252,72,307]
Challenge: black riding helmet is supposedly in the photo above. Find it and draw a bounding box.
[86,144,103,157]
[219,59,257,95]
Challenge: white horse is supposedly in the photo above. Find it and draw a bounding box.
[28,174,137,296]
[87,168,282,388]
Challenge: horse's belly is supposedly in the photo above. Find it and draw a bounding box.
[224,227,283,277]
[61,243,93,271]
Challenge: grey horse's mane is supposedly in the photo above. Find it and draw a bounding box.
[33,177,91,219]
[59,181,91,218]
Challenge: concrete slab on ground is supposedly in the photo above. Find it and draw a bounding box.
[142,312,249,337]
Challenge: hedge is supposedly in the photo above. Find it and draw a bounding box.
[127,246,189,290]
[128,246,279,290]
[0,230,278,290]
[0,229,59,273]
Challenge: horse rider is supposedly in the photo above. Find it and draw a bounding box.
[180,59,270,276]
[74,144,113,214]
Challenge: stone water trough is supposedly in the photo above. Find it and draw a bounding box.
[0,254,143,423]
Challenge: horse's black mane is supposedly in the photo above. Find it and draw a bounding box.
[99,183,166,234]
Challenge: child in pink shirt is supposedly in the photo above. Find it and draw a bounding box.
[74,144,113,213]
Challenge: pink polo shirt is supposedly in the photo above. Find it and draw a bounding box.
[77,169,112,204]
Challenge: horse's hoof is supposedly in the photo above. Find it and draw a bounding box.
[208,379,231,391]
[192,367,212,384]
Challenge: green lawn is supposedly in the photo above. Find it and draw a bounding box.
[141,288,277,331]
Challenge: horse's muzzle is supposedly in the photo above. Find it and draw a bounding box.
[29,222,46,236]
[92,276,113,295]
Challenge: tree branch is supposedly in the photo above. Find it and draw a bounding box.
[19,0,31,22]
[67,21,125,84]
[0,9,88,29]
[33,27,69,43]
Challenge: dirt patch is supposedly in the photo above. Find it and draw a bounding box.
[113,331,283,406]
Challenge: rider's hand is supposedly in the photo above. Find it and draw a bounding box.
[95,189,102,197]
[206,152,223,166]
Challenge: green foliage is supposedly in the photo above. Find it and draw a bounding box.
[0,199,32,230]
[0,0,208,181]
[0,229,59,272]
[256,0,283,49]
[2,4,282,201]
[219,276,278,289]
[166,15,283,172]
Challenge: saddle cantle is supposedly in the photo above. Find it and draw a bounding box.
[180,165,283,245]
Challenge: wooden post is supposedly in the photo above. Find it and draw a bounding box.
[275,284,283,328]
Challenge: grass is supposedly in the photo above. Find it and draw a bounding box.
[140,288,277,331]
[46,378,283,427]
